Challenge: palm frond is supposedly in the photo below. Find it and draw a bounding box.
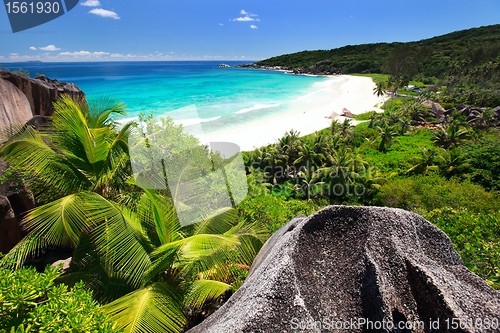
[23,192,100,247]
[86,94,127,127]
[0,234,48,269]
[139,189,181,246]
[0,126,90,196]
[88,198,152,287]
[103,283,186,333]
[190,208,237,235]
[184,279,230,308]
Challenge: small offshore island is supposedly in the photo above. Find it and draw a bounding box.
[1,24,500,333]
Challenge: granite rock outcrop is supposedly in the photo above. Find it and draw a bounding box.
[188,206,500,333]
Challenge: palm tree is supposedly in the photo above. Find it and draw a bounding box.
[398,117,412,136]
[0,96,267,333]
[398,75,410,94]
[432,121,471,149]
[401,100,427,122]
[387,76,396,95]
[350,147,369,171]
[330,119,341,137]
[437,147,470,178]
[263,146,285,183]
[0,95,132,203]
[326,134,346,154]
[317,146,356,198]
[373,81,387,105]
[367,111,379,129]
[354,165,386,197]
[340,118,353,137]
[277,130,300,171]
[293,143,325,169]
[375,124,398,153]
[298,167,321,199]
[311,131,330,156]
[469,108,497,130]
[407,147,439,175]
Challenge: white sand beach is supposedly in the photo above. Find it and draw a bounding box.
[204,75,386,151]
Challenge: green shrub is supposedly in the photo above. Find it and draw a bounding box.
[463,132,500,191]
[373,174,500,213]
[353,122,379,140]
[440,102,457,110]
[238,195,326,234]
[354,112,374,121]
[0,264,120,333]
[360,129,435,174]
[423,208,500,289]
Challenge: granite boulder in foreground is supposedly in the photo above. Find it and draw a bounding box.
[187,206,500,333]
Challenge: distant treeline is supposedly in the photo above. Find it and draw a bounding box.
[256,24,500,79]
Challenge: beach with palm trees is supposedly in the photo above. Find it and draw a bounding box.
[204,75,386,151]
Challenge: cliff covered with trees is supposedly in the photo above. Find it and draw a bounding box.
[256,24,500,79]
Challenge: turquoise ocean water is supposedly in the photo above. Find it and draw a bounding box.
[2,61,339,134]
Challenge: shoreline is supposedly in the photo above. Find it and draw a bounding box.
[203,75,386,151]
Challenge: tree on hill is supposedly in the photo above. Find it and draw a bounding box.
[382,44,422,82]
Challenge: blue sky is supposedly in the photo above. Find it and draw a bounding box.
[1,0,499,62]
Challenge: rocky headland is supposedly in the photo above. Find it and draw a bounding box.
[219,60,342,76]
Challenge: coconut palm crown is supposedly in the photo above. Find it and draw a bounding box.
[0,95,267,333]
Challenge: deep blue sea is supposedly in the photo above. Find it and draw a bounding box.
[2,61,339,134]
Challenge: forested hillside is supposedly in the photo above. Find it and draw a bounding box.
[256,24,500,78]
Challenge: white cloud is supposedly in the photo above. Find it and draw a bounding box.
[219,23,223,26]
[10,53,18,56]
[242,10,258,16]
[40,45,61,51]
[234,16,254,22]
[81,0,100,6]
[59,51,91,56]
[250,25,258,29]
[30,46,37,50]
[233,10,258,22]
[89,8,120,19]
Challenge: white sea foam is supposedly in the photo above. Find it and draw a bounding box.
[235,103,281,114]
[295,77,341,102]
[295,88,330,102]
[173,116,221,127]
[115,116,139,125]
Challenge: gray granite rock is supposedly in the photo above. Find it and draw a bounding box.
[0,195,23,254]
[0,72,85,117]
[187,206,500,333]
[0,78,32,130]
[422,101,446,122]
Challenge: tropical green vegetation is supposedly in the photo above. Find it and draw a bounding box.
[241,89,500,288]
[256,24,500,77]
[0,264,120,333]
[0,96,266,332]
